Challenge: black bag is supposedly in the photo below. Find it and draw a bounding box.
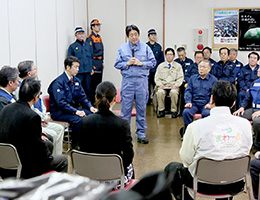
[102,171,173,200]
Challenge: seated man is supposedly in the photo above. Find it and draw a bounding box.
[48,56,97,147]
[184,51,204,83]
[16,60,64,156]
[0,77,67,179]
[237,52,259,107]
[202,46,221,78]
[229,48,244,78]
[182,60,217,133]
[234,67,260,152]
[155,48,183,118]
[0,66,19,112]
[217,47,237,84]
[165,80,252,200]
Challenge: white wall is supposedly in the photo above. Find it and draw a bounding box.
[0,0,260,93]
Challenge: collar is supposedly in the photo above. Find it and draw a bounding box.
[128,40,140,51]
[17,99,31,108]
[167,61,174,67]
[76,39,84,45]
[65,71,72,82]
[198,73,210,80]
[0,87,12,96]
[92,31,99,37]
[210,106,231,116]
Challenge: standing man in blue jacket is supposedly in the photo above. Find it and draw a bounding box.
[48,56,97,147]
[146,29,164,104]
[218,47,237,84]
[115,25,156,144]
[68,27,93,99]
[86,19,104,104]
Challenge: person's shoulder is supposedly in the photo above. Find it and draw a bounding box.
[186,57,194,63]
[172,61,182,69]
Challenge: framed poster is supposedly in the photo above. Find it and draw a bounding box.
[239,9,260,51]
[213,9,239,49]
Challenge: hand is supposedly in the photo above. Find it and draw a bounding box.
[76,110,86,117]
[127,58,136,66]
[41,136,48,141]
[133,58,143,66]
[102,63,104,69]
[42,131,48,136]
[185,103,192,108]
[233,107,245,116]
[44,115,51,124]
[159,85,165,89]
[90,107,97,113]
[252,110,260,120]
[255,151,260,159]
[246,89,249,92]
[90,69,94,75]
[205,104,211,109]
[171,85,177,89]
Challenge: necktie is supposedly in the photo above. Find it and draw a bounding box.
[70,77,73,84]
[168,63,171,69]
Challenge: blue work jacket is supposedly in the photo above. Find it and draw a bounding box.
[218,60,237,84]
[146,41,164,72]
[238,64,259,91]
[114,41,156,78]
[174,57,194,78]
[241,78,260,109]
[185,62,199,83]
[185,73,217,105]
[68,40,93,73]
[47,72,92,115]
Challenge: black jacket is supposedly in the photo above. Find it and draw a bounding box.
[79,109,134,175]
[0,100,53,178]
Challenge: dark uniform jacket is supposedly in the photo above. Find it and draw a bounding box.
[146,41,164,72]
[0,88,15,112]
[175,57,194,83]
[238,64,259,91]
[68,40,94,73]
[0,100,53,178]
[217,60,237,84]
[48,72,92,117]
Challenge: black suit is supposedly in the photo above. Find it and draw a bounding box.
[79,110,134,175]
[0,100,67,178]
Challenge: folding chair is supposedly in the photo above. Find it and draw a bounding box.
[0,143,22,179]
[43,95,71,153]
[182,156,252,200]
[70,150,136,190]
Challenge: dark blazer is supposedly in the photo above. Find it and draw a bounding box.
[0,100,53,178]
[79,110,134,175]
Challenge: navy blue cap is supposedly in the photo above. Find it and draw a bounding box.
[74,27,85,34]
[148,29,157,35]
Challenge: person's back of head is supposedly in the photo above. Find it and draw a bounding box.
[95,81,116,111]
[212,80,237,108]
[19,76,41,102]
[17,60,34,79]
[0,66,19,88]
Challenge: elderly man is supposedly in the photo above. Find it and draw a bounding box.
[0,77,68,179]
[229,48,243,78]
[0,66,19,111]
[165,80,252,200]
[155,48,183,118]
[238,52,259,107]
[114,24,156,144]
[182,60,217,134]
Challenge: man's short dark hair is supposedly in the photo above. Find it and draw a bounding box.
[248,52,260,61]
[177,47,186,53]
[126,25,140,37]
[0,66,19,87]
[194,51,203,57]
[17,60,33,78]
[219,47,230,55]
[165,48,175,55]
[64,56,80,70]
[19,77,41,102]
[212,80,237,107]
[202,46,212,54]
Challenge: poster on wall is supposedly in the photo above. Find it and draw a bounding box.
[213,9,239,49]
[239,9,260,51]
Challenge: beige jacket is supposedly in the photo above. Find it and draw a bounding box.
[155,61,184,88]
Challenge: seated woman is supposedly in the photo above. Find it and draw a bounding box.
[78,81,134,188]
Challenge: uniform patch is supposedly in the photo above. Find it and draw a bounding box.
[75,47,78,50]
[75,82,79,86]
[57,89,60,92]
